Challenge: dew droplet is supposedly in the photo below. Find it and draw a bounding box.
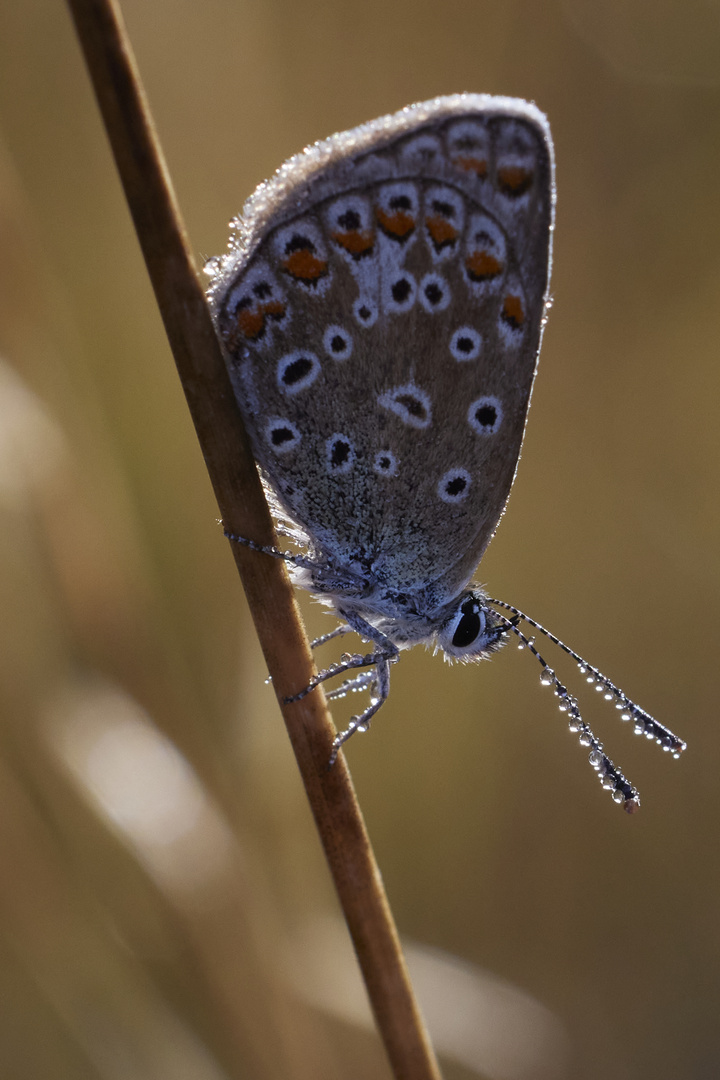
[603,691,614,701]
[612,789,625,804]
[579,732,592,747]
[602,774,616,790]
[589,749,603,770]
[621,711,632,721]
[540,668,555,687]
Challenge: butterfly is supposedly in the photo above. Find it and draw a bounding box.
[206,94,685,810]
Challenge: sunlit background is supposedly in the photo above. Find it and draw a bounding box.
[0,1,718,1077]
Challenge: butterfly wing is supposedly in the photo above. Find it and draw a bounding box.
[209,95,554,604]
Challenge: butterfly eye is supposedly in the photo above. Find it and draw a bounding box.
[438,592,507,660]
[452,600,484,648]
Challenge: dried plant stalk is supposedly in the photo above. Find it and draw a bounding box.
[65,0,443,1077]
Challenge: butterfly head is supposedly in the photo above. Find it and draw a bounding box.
[435,590,509,662]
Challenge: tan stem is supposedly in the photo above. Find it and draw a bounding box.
[65,1,443,1077]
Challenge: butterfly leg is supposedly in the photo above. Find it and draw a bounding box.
[310,624,353,650]
[326,671,377,700]
[283,645,395,703]
[223,528,323,572]
[284,609,399,761]
[328,656,392,766]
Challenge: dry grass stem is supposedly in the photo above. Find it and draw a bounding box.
[65,0,443,1077]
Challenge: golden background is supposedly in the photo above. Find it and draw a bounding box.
[0,1,718,1077]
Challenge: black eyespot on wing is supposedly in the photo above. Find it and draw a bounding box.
[271,426,295,446]
[332,442,349,467]
[373,449,398,475]
[395,393,427,421]
[325,433,355,473]
[432,199,455,218]
[285,233,315,254]
[265,419,301,452]
[475,403,497,427]
[468,395,502,435]
[338,209,361,230]
[447,476,465,496]
[277,351,321,394]
[282,355,314,386]
[392,278,412,303]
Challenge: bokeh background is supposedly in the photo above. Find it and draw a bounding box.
[0,1,718,1078]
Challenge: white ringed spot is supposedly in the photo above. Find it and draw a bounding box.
[450,327,482,361]
[375,182,419,245]
[353,296,378,327]
[277,350,321,395]
[419,273,451,313]
[464,213,506,294]
[400,133,443,164]
[325,195,375,261]
[373,450,398,477]
[274,220,331,293]
[437,468,471,504]
[325,433,356,474]
[265,418,301,454]
[323,325,353,360]
[383,272,417,315]
[447,120,491,179]
[378,384,432,429]
[468,396,503,435]
[495,119,537,199]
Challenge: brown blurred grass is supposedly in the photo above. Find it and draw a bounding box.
[0,1,719,1078]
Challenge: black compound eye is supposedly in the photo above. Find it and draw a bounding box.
[452,602,482,648]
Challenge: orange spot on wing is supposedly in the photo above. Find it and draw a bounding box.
[376,207,415,240]
[426,216,459,250]
[453,155,488,177]
[281,250,328,283]
[497,166,533,196]
[502,294,525,328]
[332,229,375,257]
[465,251,503,281]
[234,299,286,342]
[261,299,286,321]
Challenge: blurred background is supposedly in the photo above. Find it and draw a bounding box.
[0,1,718,1077]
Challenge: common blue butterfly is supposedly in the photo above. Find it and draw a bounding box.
[206,95,685,810]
